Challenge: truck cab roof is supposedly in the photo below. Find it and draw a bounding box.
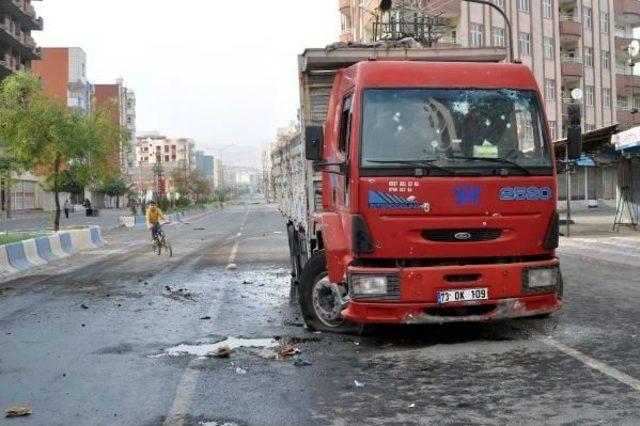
[341,61,540,92]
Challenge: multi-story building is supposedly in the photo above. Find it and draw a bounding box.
[195,150,215,184]
[214,156,225,190]
[0,0,43,76]
[32,47,93,113]
[338,0,640,136]
[1,0,43,212]
[93,79,136,171]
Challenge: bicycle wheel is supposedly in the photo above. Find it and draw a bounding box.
[164,240,173,257]
[155,237,162,256]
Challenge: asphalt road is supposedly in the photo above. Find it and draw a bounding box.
[2,200,640,425]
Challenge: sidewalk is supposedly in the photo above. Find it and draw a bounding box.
[2,208,130,233]
[558,200,638,238]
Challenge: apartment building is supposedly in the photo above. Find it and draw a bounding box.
[32,47,93,112]
[1,0,43,211]
[93,79,137,171]
[339,0,640,137]
[0,0,42,76]
[195,150,215,184]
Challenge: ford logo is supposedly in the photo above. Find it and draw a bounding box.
[454,232,472,240]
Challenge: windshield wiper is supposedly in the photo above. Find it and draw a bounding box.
[446,156,532,175]
[366,159,457,175]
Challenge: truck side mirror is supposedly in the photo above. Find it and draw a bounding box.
[305,125,324,161]
[567,125,582,161]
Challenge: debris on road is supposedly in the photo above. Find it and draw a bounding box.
[409,403,416,408]
[208,346,233,358]
[164,337,278,358]
[278,347,301,357]
[80,304,89,309]
[5,406,31,418]
[354,380,366,389]
[293,355,313,367]
[162,288,197,303]
[242,280,253,285]
[200,316,212,320]
[235,367,247,375]
[226,264,237,270]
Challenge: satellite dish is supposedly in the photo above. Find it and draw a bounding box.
[571,88,583,101]
[629,40,640,58]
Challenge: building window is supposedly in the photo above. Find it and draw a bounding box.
[600,12,609,34]
[545,79,556,101]
[492,27,505,47]
[544,37,555,60]
[602,50,610,69]
[583,7,592,31]
[164,145,169,153]
[634,94,640,109]
[518,0,529,13]
[519,32,531,56]
[586,86,594,107]
[603,88,611,108]
[584,47,593,67]
[164,155,170,162]
[492,0,504,8]
[470,23,484,47]
[543,0,553,19]
[548,121,556,138]
[617,95,628,110]
[340,10,351,35]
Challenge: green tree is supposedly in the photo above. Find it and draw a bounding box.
[0,72,121,231]
[99,173,131,208]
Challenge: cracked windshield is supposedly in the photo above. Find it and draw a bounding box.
[362,89,553,172]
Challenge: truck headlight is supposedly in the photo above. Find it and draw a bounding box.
[524,267,559,291]
[349,274,400,300]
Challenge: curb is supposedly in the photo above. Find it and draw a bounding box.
[0,226,107,279]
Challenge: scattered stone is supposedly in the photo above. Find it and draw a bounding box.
[4,406,31,418]
[117,304,122,307]
[354,380,366,388]
[293,355,313,367]
[242,280,253,285]
[200,316,212,320]
[165,286,171,292]
[226,263,237,270]
[62,373,66,377]
[81,324,85,327]
[81,304,89,310]
[235,367,247,375]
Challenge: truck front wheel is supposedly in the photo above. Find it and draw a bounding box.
[298,250,351,332]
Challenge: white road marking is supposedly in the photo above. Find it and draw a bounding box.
[540,337,640,392]
[165,206,251,426]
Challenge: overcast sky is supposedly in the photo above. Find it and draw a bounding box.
[36,0,340,167]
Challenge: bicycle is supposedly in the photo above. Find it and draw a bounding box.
[152,224,173,257]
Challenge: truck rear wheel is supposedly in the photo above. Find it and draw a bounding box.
[298,250,352,332]
[287,224,302,299]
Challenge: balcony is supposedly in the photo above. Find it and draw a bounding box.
[616,36,634,53]
[561,57,583,78]
[0,0,44,30]
[0,23,41,60]
[559,16,582,39]
[614,0,640,25]
[617,69,640,93]
[617,108,638,126]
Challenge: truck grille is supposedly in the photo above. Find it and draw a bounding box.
[421,229,502,242]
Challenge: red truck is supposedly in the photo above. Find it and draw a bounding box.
[272,46,581,332]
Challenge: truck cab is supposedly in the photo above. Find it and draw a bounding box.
[292,59,566,331]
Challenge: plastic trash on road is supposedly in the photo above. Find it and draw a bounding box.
[354,380,366,388]
[293,355,313,366]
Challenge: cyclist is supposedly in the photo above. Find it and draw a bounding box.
[146,200,170,243]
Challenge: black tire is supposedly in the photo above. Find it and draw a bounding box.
[287,224,302,299]
[154,239,161,256]
[298,250,354,333]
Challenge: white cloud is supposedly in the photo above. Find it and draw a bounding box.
[36,0,340,167]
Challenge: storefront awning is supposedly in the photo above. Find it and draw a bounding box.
[612,126,640,152]
[554,124,619,155]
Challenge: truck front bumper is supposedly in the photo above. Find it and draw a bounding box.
[342,258,563,324]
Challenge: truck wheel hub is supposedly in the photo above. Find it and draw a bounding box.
[311,276,345,327]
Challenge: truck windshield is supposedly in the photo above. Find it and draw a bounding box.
[360,89,553,175]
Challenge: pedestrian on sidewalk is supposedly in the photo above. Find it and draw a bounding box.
[64,199,71,219]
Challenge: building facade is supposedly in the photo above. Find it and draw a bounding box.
[93,79,136,172]
[1,0,43,212]
[32,47,93,113]
[339,0,640,137]
[195,150,215,184]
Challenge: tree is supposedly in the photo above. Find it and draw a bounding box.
[0,72,121,231]
[99,173,131,208]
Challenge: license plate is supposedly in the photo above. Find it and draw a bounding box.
[437,288,489,304]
